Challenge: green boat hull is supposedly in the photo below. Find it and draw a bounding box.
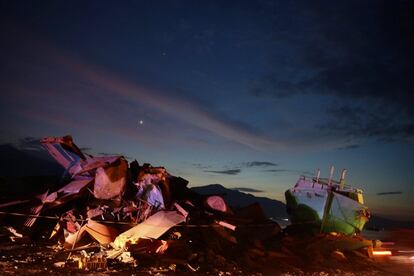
[285,184,369,235]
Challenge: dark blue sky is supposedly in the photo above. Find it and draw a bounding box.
[1,1,413,219]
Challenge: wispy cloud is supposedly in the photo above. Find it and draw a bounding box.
[377,191,403,196]
[204,169,241,175]
[0,27,283,151]
[55,57,281,150]
[248,2,414,145]
[321,105,414,143]
[242,161,277,167]
[232,187,263,193]
[262,169,289,172]
[192,163,212,170]
[195,161,277,176]
[336,144,360,151]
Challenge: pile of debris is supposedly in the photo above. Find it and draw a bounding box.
[0,136,390,274]
[0,136,285,273]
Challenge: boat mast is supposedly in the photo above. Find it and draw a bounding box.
[328,165,334,186]
[313,168,320,187]
[339,169,347,189]
[321,166,335,233]
[316,168,320,183]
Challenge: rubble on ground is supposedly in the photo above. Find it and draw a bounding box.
[0,136,397,274]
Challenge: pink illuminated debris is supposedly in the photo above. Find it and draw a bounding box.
[217,220,236,231]
[42,136,129,201]
[174,202,189,218]
[59,178,93,195]
[23,190,49,228]
[206,195,228,212]
[40,136,86,175]
[64,220,119,248]
[93,157,128,200]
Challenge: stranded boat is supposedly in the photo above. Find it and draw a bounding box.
[285,167,370,235]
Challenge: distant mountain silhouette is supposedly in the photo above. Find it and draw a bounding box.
[191,184,288,219]
[0,144,63,177]
[0,144,64,197]
[365,215,414,229]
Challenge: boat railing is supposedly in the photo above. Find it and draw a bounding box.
[299,175,363,194]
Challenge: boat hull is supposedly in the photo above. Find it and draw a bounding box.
[285,179,369,235]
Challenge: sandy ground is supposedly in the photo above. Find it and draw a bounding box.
[1,236,413,275]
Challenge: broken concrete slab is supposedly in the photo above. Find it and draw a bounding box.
[113,211,185,249]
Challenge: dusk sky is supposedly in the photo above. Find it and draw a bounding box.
[1,1,413,220]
